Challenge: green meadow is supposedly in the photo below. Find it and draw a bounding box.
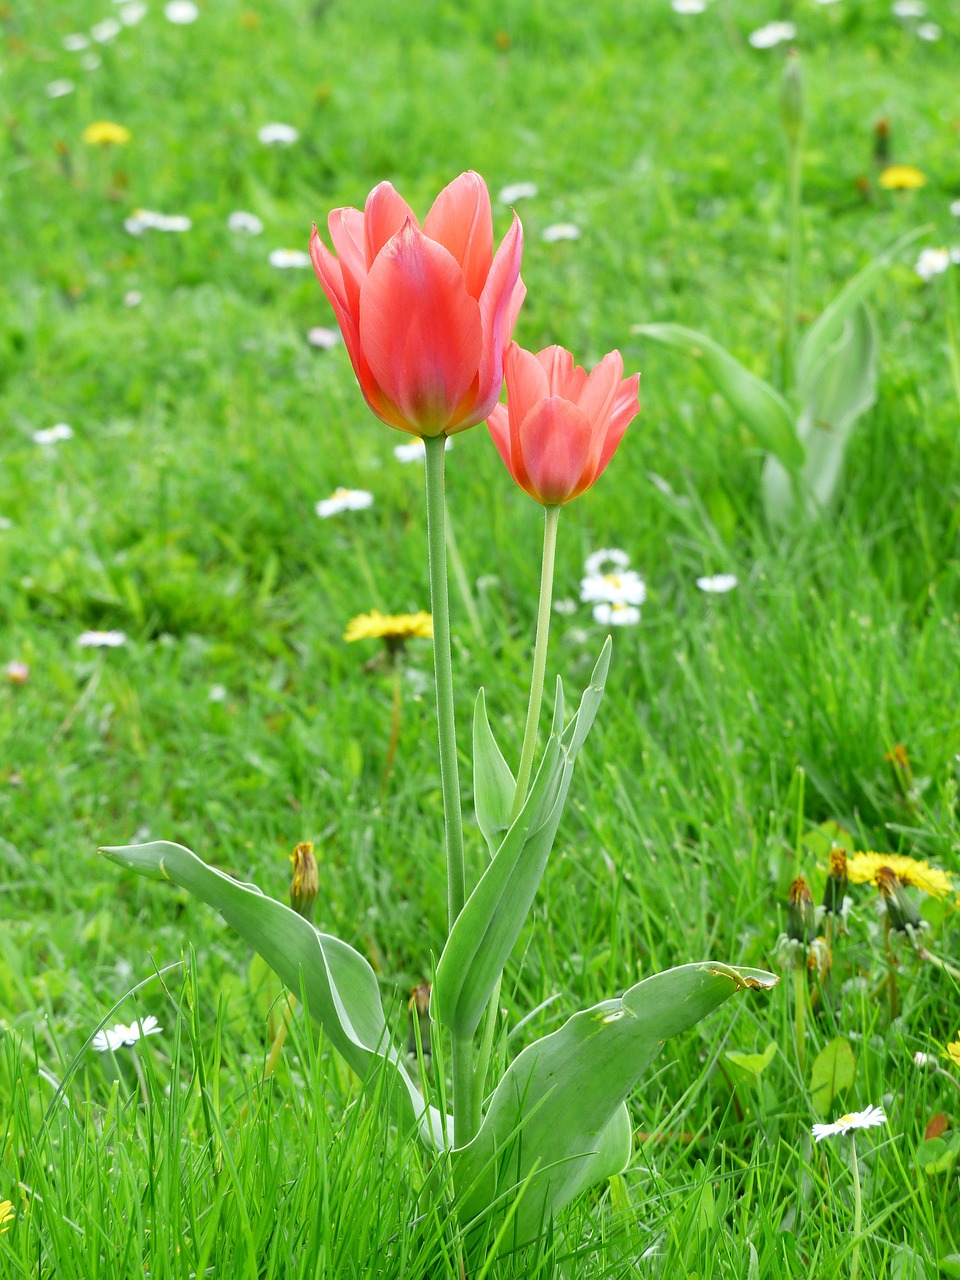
[2,0,960,1274]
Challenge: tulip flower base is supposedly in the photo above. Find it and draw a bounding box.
[100,171,777,1261]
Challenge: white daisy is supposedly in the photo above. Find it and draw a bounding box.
[80,52,102,71]
[498,181,538,203]
[123,290,142,307]
[5,661,29,685]
[91,17,121,42]
[158,214,191,232]
[580,569,647,606]
[307,326,340,349]
[77,630,128,648]
[269,248,311,269]
[541,223,581,242]
[119,3,149,26]
[815,0,841,5]
[164,1,199,22]
[0,516,12,530]
[315,488,374,518]
[593,602,641,627]
[392,437,451,463]
[696,573,738,594]
[63,33,91,50]
[258,122,299,146]
[208,683,228,703]
[672,0,707,13]
[46,79,76,98]
[916,22,941,40]
[93,1015,162,1052]
[892,0,925,15]
[33,423,74,445]
[584,547,631,576]
[915,247,951,280]
[748,21,797,48]
[553,598,578,616]
[950,200,960,218]
[812,1105,887,1142]
[227,210,264,235]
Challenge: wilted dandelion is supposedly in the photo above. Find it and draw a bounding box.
[315,487,373,518]
[227,210,264,235]
[33,423,73,445]
[499,181,538,203]
[748,21,796,48]
[93,1015,162,1052]
[78,630,127,648]
[289,842,319,922]
[165,1,199,22]
[541,223,581,242]
[268,248,311,269]
[879,164,926,190]
[696,573,738,593]
[258,123,299,145]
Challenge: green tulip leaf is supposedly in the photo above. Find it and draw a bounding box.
[763,304,878,524]
[100,840,451,1149]
[795,225,927,392]
[452,961,777,1243]
[434,640,612,1042]
[633,323,803,468]
[473,688,518,859]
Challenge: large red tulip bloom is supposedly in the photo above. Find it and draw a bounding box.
[487,343,640,505]
[310,172,525,438]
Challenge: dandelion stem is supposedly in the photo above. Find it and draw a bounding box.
[850,1137,863,1280]
[793,963,806,1075]
[423,434,471,1146]
[380,665,403,797]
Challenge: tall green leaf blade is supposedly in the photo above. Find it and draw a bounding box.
[633,323,803,467]
[473,689,517,859]
[100,840,450,1149]
[453,962,778,1242]
[434,641,611,1042]
[795,226,925,391]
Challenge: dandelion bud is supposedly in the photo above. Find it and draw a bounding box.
[875,866,922,935]
[873,117,890,168]
[407,982,432,1057]
[787,876,816,944]
[289,841,319,923]
[780,49,804,146]
[822,846,848,915]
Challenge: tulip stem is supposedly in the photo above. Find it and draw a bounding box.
[423,434,473,1148]
[512,504,561,821]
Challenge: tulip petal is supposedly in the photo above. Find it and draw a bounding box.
[595,373,640,477]
[423,172,493,302]
[486,403,513,470]
[328,206,367,319]
[536,346,588,401]
[363,182,418,268]
[577,350,624,429]
[360,220,483,435]
[504,342,549,442]
[474,214,525,422]
[519,397,594,505]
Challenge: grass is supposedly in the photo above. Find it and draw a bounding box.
[2,0,960,1274]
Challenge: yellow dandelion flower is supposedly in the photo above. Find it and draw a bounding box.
[82,121,131,146]
[846,851,953,900]
[944,1039,960,1069]
[344,610,433,644]
[878,165,926,191]
[1,1198,13,1232]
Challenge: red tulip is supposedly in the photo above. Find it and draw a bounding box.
[310,172,525,438]
[487,343,640,505]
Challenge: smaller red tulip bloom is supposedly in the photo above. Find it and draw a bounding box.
[310,172,525,438]
[487,343,640,505]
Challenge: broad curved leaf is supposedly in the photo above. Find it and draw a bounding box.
[100,840,451,1149]
[473,688,517,859]
[434,641,612,1042]
[453,961,778,1242]
[633,323,803,468]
